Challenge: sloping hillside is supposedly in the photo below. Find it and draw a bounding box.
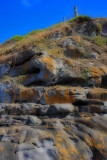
[0,16,107,160]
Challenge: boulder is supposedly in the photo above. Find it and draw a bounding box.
[89,52,99,59]
[75,20,100,36]
[48,104,74,115]
[28,116,42,125]
[16,140,58,160]
[38,105,50,116]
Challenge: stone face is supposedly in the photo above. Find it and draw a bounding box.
[0,115,107,160]
[0,18,107,160]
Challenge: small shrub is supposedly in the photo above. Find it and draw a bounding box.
[92,36,107,46]
[70,15,91,23]
[11,35,25,41]
[83,50,89,59]
[82,67,91,79]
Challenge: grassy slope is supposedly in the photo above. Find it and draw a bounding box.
[0,16,107,61]
[0,16,107,87]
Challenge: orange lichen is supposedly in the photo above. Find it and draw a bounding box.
[55,131,87,160]
[44,89,76,105]
[0,129,5,135]
[100,65,107,74]
[41,57,55,73]
[90,133,107,157]
[91,67,102,78]
[56,132,71,160]
[85,135,93,147]
[21,89,28,99]
[72,36,81,43]
[95,137,105,150]
[67,46,83,58]
[0,147,4,152]
[88,88,107,101]
[85,117,92,121]
[19,88,36,101]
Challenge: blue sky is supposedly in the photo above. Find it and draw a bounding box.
[0,0,107,44]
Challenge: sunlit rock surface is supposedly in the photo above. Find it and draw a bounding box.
[0,17,107,160]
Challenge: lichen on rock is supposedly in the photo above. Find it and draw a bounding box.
[0,17,107,160]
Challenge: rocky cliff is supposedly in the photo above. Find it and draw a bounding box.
[0,16,107,160]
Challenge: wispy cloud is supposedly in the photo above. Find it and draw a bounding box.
[21,0,40,7]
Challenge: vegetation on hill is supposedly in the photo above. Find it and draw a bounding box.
[69,15,91,23]
[85,36,107,46]
[11,35,25,41]
[0,17,107,160]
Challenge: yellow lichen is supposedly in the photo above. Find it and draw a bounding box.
[56,132,71,160]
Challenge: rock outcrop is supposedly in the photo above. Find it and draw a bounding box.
[0,17,107,160]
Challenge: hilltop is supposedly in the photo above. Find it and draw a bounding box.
[0,16,107,160]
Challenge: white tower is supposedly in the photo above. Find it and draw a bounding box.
[74,6,78,17]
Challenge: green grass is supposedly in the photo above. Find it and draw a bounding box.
[26,30,42,36]
[11,30,43,41]
[83,35,107,46]
[69,15,91,23]
[11,35,25,41]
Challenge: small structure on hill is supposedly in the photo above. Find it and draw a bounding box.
[74,6,78,17]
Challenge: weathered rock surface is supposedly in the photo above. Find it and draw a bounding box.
[0,17,107,160]
[75,20,100,36]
